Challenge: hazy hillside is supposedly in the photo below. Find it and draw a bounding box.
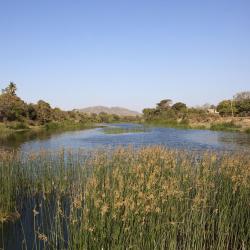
[76,106,141,116]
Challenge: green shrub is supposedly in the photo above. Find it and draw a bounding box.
[6,121,29,130]
[44,121,60,130]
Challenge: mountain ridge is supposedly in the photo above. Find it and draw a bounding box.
[75,106,141,116]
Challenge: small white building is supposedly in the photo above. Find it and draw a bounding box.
[207,109,219,114]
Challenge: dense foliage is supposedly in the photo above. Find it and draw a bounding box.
[143,92,250,126]
[143,99,209,126]
[0,82,139,128]
[217,91,250,117]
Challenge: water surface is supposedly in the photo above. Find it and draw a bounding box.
[2,123,250,152]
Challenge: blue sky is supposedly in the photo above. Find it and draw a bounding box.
[0,0,250,111]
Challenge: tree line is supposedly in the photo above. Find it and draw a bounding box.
[143,92,250,124]
[1,82,249,129]
[217,92,250,117]
[0,82,138,127]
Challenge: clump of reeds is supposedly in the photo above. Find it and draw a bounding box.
[210,121,242,132]
[0,147,249,249]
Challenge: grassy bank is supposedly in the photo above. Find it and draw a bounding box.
[144,119,191,129]
[210,121,242,132]
[43,120,96,131]
[103,126,148,134]
[0,123,13,137]
[1,147,249,249]
[0,120,97,140]
[144,118,250,133]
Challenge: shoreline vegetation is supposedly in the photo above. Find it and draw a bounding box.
[144,117,250,133]
[0,82,140,140]
[142,96,250,133]
[1,147,250,249]
[0,83,250,140]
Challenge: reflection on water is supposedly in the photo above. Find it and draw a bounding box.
[1,193,70,250]
[1,123,250,152]
[0,130,55,149]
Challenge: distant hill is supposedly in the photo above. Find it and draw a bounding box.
[75,106,141,116]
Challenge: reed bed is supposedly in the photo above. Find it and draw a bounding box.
[0,147,250,249]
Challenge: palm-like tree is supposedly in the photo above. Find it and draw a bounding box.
[8,82,17,95]
[2,82,17,95]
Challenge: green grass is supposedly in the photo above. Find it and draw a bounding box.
[210,121,242,132]
[145,119,191,129]
[44,120,95,131]
[5,121,29,130]
[191,125,207,130]
[0,123,12,136]
[102,126,148,134]
[0,120,96,141]
[1,147,250,249]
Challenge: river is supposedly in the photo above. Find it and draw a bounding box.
[1,123,250,152]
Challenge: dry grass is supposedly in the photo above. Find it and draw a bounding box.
[0,147,250,249]
[191,117,250,132]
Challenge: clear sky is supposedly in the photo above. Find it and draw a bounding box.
[0,0,250,112]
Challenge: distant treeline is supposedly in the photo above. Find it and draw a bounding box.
[143,92,250,124]
[1,82,249,130]
[217,92,250,117]
[143,100,206,126]
[0,82,139,128]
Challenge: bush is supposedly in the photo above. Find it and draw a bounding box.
[6,121,29,130]
[44,122,60,130]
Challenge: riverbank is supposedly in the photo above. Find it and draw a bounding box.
[0,121,97,140]
[144,117,250,133]
[1,147,249,249]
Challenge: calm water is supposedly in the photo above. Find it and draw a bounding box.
[1,123,250,249]
[1,123,250,152]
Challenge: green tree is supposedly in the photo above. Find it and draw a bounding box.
[172,102,187,112]
[235,99,250,116]
[27,104,37,120]
[156,99,172,110]
[98,112,114,123]
[36,100,52,124]
[217,100,237,117]
[142,108,156,121]
[232,91,250,116]
[112,114,120,122]
[0,93,27,121]
[52,107,67,121]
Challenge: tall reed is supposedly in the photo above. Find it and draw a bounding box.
[0,147,249,249]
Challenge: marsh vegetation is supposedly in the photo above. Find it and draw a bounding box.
[1,147,249,249]
[102,125,148,134]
